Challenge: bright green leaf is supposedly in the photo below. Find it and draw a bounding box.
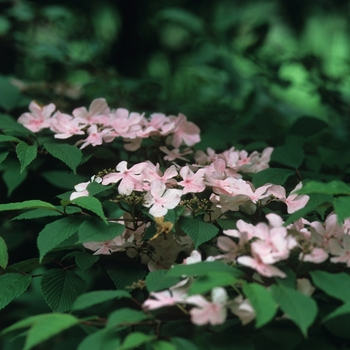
[178,217,219,248]
[243,283,277,328]
[16,141,37,173]
[0,236,8,269]
[72,196,107,223]
[271,284,317,336]
[310,271,350,302]
[152,340,176,350]
[11,208,62,220]
[63,251,99,271]
[297,180,350,195]
[107,308,150,328]
[0,199,57,212]
[77,329,121,350]
[72,290,131,311]
[0,273,32,310]
[37,216,85,261]
[118,332,155,350]
[41,269,86,312]
[44,142,82,173]
[0,135,21,143]
[78,217,124,243]
[334,196,350,223]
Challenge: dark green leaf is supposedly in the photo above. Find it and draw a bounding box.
[271,145,304,168]
[107,264,147,289]
[118,332,155,350]
[297,180,350,195]
[41,269,86,312]
[171,337,199,350]
[16,141,37,173]
[334,196,350,223]
[146,269,182,292]
[63,251,99,271]
[11,208,62,220]
[252,168,295,188]
[0,273,32,310]
[0,236,8,269]
[2,159,28,196]
[152,340,176,350]
[77,329,121,350]
[107,308,150,328]
[42,171,87,190]
[6,258,52,273]
[71,196,107,223]
[0,135,21,143]
[0,200,57,212]
[0,76,21,111]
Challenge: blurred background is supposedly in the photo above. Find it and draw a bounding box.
[1,0,350,151]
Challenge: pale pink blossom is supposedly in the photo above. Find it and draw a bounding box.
[143,286,188,310]
[285,183,309,214]
[143,180,183,217]
[194,148,218,164]
[186,287,228,326]
[72,98,110,126]
[244,147,273,173]
[299,247,328,263]
[178,166,206,194]
[70,181,90,200]
[76,124,112,149]
[229,295,256,325]
[183,250,202,264]
[142,163,178,190]
[329,235,350,267]
[50,111,85,139]
[18,101,55,132]
[159,146,193,162]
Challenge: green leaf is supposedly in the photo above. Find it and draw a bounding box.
[0,236,8,269]
[42,171,87,190]
[63,251,99,271]
[310,271,350,302]
[270,284,317,336]
[72,196,107,223]
[78,217,124,243]
[146,269,182,292]
[16,141,37,173]
[171,337,199,350]
[107,308,150,328]
[11,208,62,220]
[0,114,34,135]
[118,332,155,350]
[2,159,28,196]
[0,76,21,111]
[178,217,219,248]
[77,329,121,350]
[284,193,333,226]
[37,216,85,261]
[216,219,238,230]
[334,196,350,223]
[189,271,237,296]
[107,263,147,289]
[297,180,350,195]
[323,302,350,322]
[252,168,295,188]
[41,268,86,312]
[72,290,131,311]
[44,142,82,173]
[152,340,176,350]
[6,258,52,273]
[0,135,21,143]
[0,273,32,310]
[0,199,57,212]
[243,283,277,328]
[0,150,9,164]
[271,145,304,168]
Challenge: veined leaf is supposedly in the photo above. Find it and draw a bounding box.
[271,145,304,168]
[44,142,82,173]
[0,150,9,164]
[310,271,350,303]
[146,269,182,292]
[72,290,131,311]
[252,168,295,188]
[71,196,107,223]
[118,332,155,350]
[63,251,99,271]
[16,141,37,173]
[107,264,147,289]
[77,329,121,350]
[178,217,218,248]
[271,284,317,336]
[107,308,150,328]
[243,283,277,328]
[0,200,57,212]
[37,216,85,261]
[297,180,350,195]
[78,217,124,243]
[0,135,21,143]
[11,208,62,220]
[41,269,86,312]
[0,273,32,310]
[6,258,52,273]
[0,236,8,269]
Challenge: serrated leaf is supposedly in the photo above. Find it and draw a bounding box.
[72,290,131,311]
[44,142,82,173]
[23,314,79,350]
[310,271,350,302]
[63,251,99,271]
[16,141,37,173]
[107,308,149,328]
[78,217,124,243]
[0,150,9,164]
[189,271,237,296]
[297,180,350,195]
[37,216,85,261]
[41,269,86,312]
[0,273,32,310]
[252,168,295,188]
[284,193,333,226]
[6,258,52,273]
[152,341,176,350]
[118,332,155,350]
[334,196,350,223]
[11,208,62,220]
[2,159,28,196]
[0,199,57,212]
[71,196,107,223]
[243,283,277,328]
[216,219,238,230]
[77,329,121,350]
[271,145,304,168]
[0,134,21,143]
[0,236,8,269]
[87,181,113,196]
[146,269,182,292]
[107,264,147,289]
[270,284,317,336]
[178,217,219,248]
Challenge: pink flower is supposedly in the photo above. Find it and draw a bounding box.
[143,180,183,217]
[143,287,188,310]
[178,166,206,194]
[18,101,55,132]
[168,113,201,148]
[102,161,147,195]
[285,183,309,214]
[72,98,110,126]
[83,233,132,255]
[50,111,85,139]
[186,287,228,326]
[76,124,112,149]
[70,181,90,200]
[159,146,193,162]
[329,235,350,267]
[229,295,256,325]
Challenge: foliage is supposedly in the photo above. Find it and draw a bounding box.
[1,0,350,349]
